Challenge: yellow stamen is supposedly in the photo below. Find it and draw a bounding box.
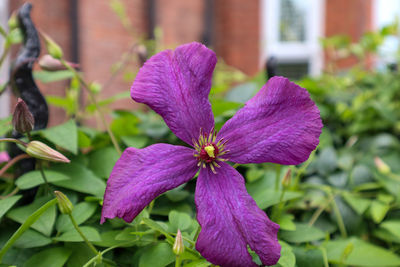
[204,145,215,158]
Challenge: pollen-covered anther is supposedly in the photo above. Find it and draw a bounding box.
[193,129,228,173]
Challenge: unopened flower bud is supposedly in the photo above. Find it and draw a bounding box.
[136,44,148,66]
[12,98,34,134]
[173,229,184,255]
[374,157,391,174]
[281,168,292,188]
[8,11,18,30]
[41,32,63,59]
[26,141,70,163]
[38,54,79,71]
[54,191,73,214]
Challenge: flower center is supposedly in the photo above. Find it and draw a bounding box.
[193,129,228,174]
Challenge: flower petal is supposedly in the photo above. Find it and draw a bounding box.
[218,76,322,165]
[195,162,280,267]
[131,42,217,145]
[101,144,198,223]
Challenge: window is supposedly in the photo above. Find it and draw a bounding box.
[261,0,325,79]
[0,0,10,119]
[374,0,400,69]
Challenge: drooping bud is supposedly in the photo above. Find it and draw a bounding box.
[41,32,63,59]
[374,157,391,174]
[12,98,35,134]
[38,54,79,71]
[8,11,18,30]
[281,168,292,188]
[136,44,148,66]
[0,151,10,164]
[172,229,184,255]
[54,191,73,214]
[26,141,70,163]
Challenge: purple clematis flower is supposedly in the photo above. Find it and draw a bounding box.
[101,42,322,267]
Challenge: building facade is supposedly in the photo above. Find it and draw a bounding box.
[0,0,384,122]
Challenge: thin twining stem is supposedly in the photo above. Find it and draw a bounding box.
[60,59,122,156]
[0,154,30,177]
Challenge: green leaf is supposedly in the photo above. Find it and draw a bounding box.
[168,210,192,232]
[292,246,324,267]
[250,188,303,210]
[88,146,119,178]
[210,99,242,117]
[0,195,22,220]
[121,135,148,148]
[0,116,12,136]
[56,202,98,233]
[183,260,210,267]
[33,70,74,83]
[51,163,106,196]
[139,243,175,267]
[277,214,296,231]
[54,226,101,242]
[246,168,265,183]
[280,223,325,243]
[16,170,70,189]
[7,196,56,236]
[274,241,295,267]
[0,199,58,262]
[23,247,72,267]
[13,229,51,248]
[165,186,190,202]
[40,119,78,154]
[325,237,400,266]
[141,218,174,243]
[342,192,371,215]
[370,200,390,223]
[77,130,91,148]
[380,220,400,239]
[65,243,94,267]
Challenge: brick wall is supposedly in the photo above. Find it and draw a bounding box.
[157,0,205,47]
[214,0,260,76]
[78,0,147,125]
[325,0,373,69]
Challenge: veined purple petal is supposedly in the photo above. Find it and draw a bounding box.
[195,162,280,267]
[131,42,217,146]
[217,76,322,165]
[101,144,198,223]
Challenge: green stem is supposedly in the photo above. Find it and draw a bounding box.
[68,213,99,256]
[38,161,51,194]
[147,199,155,215]
[60,59,121,156]
[330,193,347,238]
[232,163,240,169]
[271,187,286,222]
[0,138,27,147]
[0,44,10,68]
[82,240,137,267]
[275,164,281,191]
[175,255,182,267]
[0,198,57,262]
[293,150,316,188]
[308,194,334,226]
[190,225,201,248]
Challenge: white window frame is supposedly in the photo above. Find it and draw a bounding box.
[0,0,10,119]
[260,0,325,76]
